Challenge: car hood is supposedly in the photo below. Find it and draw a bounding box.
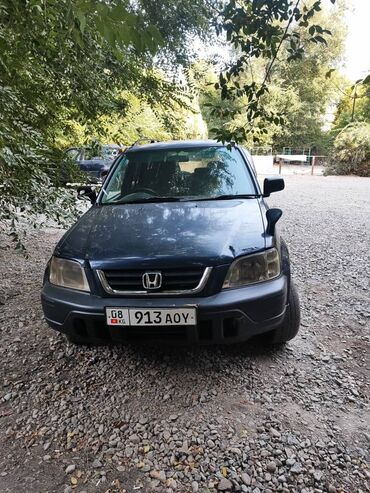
[55,200,266,268]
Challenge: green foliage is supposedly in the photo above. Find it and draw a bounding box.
[0,85,82,251]
[194,2,346,153]
[56,90,207,149]
[0,0,214,246]
[211,0,337,143]
[326,122,370,176]
[332,76,370,133]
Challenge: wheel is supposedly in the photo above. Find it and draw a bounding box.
[270,281,301,344]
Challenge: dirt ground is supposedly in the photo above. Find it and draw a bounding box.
[0,174,369,493]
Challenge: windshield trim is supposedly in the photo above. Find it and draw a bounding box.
[97,145,260,205]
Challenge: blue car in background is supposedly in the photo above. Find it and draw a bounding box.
[65,144,122,180]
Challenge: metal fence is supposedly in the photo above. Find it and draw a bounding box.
[274,155,328,175]
[251,149,328,176]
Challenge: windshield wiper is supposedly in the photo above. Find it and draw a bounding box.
[191,194,261,201]
[110,196,182,205]
[108,194,261,205]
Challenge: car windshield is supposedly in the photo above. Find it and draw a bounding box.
[100,145,256,204]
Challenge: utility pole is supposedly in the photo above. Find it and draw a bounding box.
[351,83,358,122]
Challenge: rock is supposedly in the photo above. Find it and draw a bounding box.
[179,440,189,454]
[313,470,323,481]
[218,477,233,491]
[151,480,160,489]
[65,464,76,474]
[266,461,277,473]
[290,463,302,474]
[241,473,251,486]
[168,478,177,489]
[129,434,140,444]
[270,428,281,438]
[191,480,199,492]
[150,470,166,482]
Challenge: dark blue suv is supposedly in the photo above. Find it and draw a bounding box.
[41,140,300,345]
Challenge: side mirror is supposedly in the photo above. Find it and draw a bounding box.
[100,169,109,183]
[266,208,282,236]
[77,186,97,204]
[263,177,285,197]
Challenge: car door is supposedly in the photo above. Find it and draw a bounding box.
[76,147,106,179]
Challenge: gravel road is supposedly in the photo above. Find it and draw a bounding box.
[0,174,369,493]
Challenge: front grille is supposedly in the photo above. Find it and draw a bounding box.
[100,267,208,294]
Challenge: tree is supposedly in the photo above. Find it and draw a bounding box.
[0,0,215,245]
[192,1,346,153]
[266,2,346,151]
[332,75,370,132]
[327,74,370,175]
[210,0,338,144]
[55,88,207,148]
[326,122,370,176]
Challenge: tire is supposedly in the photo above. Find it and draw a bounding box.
[270,281,301,344]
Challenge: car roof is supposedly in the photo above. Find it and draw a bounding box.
[125,139,227,153]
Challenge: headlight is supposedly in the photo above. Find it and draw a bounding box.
[222,248,280,289]
[49,257,90,292]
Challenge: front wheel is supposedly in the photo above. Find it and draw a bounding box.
[269,281,301,344]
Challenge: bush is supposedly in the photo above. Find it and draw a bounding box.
[326,122,370,177]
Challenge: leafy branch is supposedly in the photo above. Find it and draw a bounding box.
[211,0,336,143]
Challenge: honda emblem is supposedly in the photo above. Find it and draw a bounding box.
[142,272,162,290]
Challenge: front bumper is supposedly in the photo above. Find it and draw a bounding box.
[41,275,288,345]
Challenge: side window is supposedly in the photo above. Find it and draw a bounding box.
[102,157,127,201]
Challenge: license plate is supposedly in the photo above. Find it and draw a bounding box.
[106,307,197,326]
